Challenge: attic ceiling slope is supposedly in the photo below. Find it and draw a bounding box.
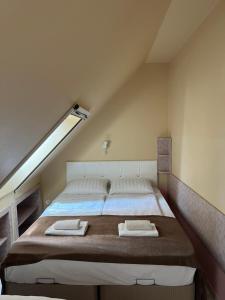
[0,0,170,187]
[146,0,219,63]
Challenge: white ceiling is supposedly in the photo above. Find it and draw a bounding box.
[146,0,219,63]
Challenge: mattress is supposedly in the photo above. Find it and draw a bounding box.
[5,260,196,286]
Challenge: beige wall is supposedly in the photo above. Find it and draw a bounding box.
[41,64,168,202]
[0,175,40,211]
[168,1,225,214]
[0,0,170,185]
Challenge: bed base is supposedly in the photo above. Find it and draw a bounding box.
[101,284,195,300]
[5,282,195,300]
[5,283,97,300]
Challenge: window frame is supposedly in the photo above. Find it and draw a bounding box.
[0,104,88,194]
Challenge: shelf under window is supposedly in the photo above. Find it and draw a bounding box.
[16,187,42,236]
[18,205,38,227]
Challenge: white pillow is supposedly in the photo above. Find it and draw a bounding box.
[109,177,154,195]
[63,178,109,195]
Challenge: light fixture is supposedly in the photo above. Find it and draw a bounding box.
[102,140,111,154]
[71,104,90,119]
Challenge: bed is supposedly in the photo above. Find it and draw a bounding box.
[1,161,196,300]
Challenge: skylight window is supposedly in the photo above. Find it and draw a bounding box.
[0,104,89,198]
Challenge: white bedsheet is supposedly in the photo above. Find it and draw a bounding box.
[41,189,174,218]
[102,194,160,215]
[102,192,174,217]
[5,260,196,287]
[41,194,105,216]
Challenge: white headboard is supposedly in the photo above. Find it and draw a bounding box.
[66,161,157,185]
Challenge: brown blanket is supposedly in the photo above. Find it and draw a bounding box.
[2,216,196,268]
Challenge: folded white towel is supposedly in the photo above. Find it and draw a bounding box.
[118,223,159,237]
[125,220,152,231]
[53,219,80,230]
[45,221,88,236]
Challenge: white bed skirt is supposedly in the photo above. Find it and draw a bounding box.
[5,260,196,287]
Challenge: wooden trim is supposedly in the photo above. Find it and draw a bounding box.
[166,194,225,300]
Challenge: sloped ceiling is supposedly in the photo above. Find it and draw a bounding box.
[0,0,171,185]
[146,0,219,63]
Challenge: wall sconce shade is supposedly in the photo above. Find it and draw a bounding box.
[102,140,111,154]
